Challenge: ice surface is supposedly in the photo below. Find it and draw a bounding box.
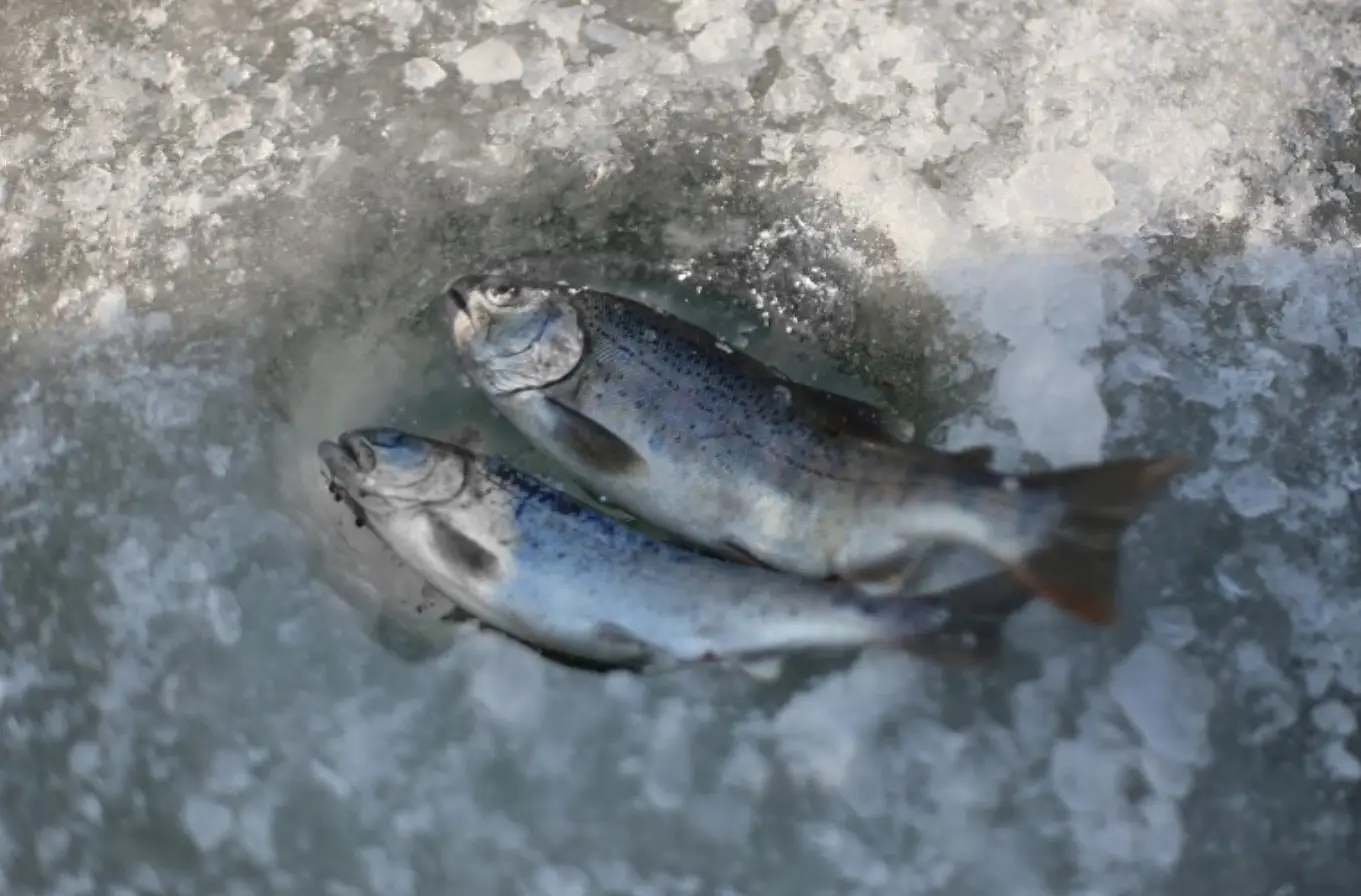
[2,0,1360,893]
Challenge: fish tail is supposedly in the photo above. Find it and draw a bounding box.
[1008,454,1192,626]
[898,572,1037,667]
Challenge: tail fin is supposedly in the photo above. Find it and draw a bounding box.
[1011,454,1192,627]
[900,571,1037,666]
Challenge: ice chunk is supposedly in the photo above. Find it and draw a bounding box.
[402,57,447,91]
[478,0,533,27]
[68,741,101,778]
[583,19,638,49]
[772,652,919,791]
[1232,642,1301,744]
[531,865,592,896]
[91,285,129,326]
[641,699,696,812]
[1321,742,1361,782]
[1049,737,1130,813]
[535,4,584,43]
[457,39,524,85]
[688,17,754,66]
[994,336,1109,465]
[205,586,242,646]
[1146,606,1198,650]
[976,257,1109,354]
[362,846,416,896]
[801,823,891,888]
[466,640,547,729]
[521,46,567,99]
[181,796,234,852]
[1310,700,1357,737]
[204,445,232,477]
[35,827,70,866]
[1109,643,1215,768]
[1004,150,1116,225]
[379,0,424,29]
[1221,464,1288,518]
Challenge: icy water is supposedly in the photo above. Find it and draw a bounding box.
[2,1,1360,893]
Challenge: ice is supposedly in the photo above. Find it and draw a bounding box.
[465,636,548,729]
[4,0,1361,892]
[1111,644,1216,770]
[402,57,447,92]
[1310,700,1357,737]
[1232,642,1301,745]
[1320,742,1361,782]
[1005,150,1117,226]
[534,4,585,44]
[995,334,1110,464]
[457,38,525,85]
[67,741,101,778]
[204,586,244,646]
[181,796,235,853]
[1146,606,1199,650]
[1222,463,1290,518]
[771,652,922,793]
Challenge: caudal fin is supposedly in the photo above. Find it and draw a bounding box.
[1011,454,1192,627]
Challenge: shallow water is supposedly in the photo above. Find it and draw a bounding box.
[2,1,1360,894]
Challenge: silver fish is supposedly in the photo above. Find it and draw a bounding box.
[317,427,1036,673]
[445,274,1191,627]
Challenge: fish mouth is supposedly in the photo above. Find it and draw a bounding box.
[445,274,486,316]
[317,431,377,481]
[317,433,377,526]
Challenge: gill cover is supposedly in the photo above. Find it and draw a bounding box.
[464,286,586,394]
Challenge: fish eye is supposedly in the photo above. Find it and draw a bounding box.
[368,429,409,449]
[483,284,521,307]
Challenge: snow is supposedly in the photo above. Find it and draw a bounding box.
[3,0,1361,892]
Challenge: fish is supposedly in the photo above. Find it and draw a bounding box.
[444,273,1192,627]
[317,426,1039,674]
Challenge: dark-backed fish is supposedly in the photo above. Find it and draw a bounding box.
[318,427,1037,673]
[446,274,1190,626]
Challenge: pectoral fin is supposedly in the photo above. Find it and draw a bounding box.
[430,519,500,579]
[544,397,646,475]
[715,539,779,570]
[590,622,685,673]
[421,583,475,624]
[369,607,456,663]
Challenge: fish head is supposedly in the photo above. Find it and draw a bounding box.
[446,274,586,395]
[318,427,472,514]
